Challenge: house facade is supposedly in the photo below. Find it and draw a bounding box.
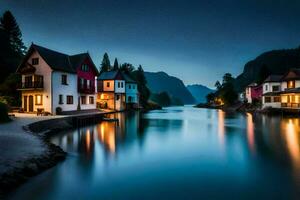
[262,75,282,109]
[245,83,262,103]
[17,44,98,115]
[280,69,300,109]
[97,71,139,111]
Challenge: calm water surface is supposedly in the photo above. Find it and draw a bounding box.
[10,106,300,199]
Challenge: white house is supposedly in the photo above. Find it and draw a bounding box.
[262,75,282,109]
[17,44,98,115]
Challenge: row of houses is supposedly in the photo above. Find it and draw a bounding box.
[244,68,300,109]
[16,44,139,115]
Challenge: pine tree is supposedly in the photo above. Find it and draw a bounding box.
[100,52,111,73]
[0,10,26,55]
[132,65,150,106]
[113,58,119,71]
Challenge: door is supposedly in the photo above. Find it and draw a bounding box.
[24,96,27,112]
[29,95,34,112]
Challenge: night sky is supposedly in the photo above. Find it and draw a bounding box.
[2,0,300,87]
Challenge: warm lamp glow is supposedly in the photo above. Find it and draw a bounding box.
[246,113,255,154]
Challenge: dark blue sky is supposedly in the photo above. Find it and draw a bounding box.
[2,0,300,87]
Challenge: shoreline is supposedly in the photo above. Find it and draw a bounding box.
[0,110,117,198]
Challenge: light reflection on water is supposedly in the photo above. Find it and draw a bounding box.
[9,107,300,199]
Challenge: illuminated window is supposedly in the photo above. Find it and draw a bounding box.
[35,95,43,105]
[107,82,110,87]
[287,81,295,89]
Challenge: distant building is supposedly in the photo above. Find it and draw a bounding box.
[16,44,98,114]
[262,75,282,109]
[245,83,262,103]
[97,71,139,111]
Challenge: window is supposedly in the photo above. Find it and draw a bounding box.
[87,80,90,89]
[121,82,124,88]
[106,82,110,87]
[61,75,68,85]
[81,96,86,104]
[264,97,271,103]
[32,58,39,65]
[274,96,280,102]
[81,64,89,72]
[35,95,43,105]
[265,85,268,91]
[67,95,73,104]
[129,85,131,89]
[272,85,280,92]
[288,80,295,89]
[116,94,120,100]
[89,96,94,104]
[59,94,64,104]
[118,82,120,88]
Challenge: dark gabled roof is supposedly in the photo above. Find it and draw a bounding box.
[123,73,137,83]
[17,44,98,74]
[97,71,120,80]
[281,68,300,81]
[263,75,283,83]
[31,44,76,73]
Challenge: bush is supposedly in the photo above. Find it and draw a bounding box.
[0,102,10,123]
[56,107,62,115]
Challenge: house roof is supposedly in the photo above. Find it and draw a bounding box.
[263,75,283,83]
[17,44,98,74]
[281,68,300,81]
[123,73,137,83]
[97,71,120,80]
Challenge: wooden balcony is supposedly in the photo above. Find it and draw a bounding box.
[78,83,95,94]
[17,81,44,90]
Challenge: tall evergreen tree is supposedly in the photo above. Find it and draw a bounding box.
[100,52,111,73]
[113,58,119,71]
[0,10,26,55]
[132,65,150,107]
[120,63,135,74]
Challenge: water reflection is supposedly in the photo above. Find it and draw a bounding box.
[246,113,255,154]
[281,118,300,180]
[14,107,300,199]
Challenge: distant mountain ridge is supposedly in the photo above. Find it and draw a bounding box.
[187,84,214,103]
[145,71,195,104]
[234,46,300,92]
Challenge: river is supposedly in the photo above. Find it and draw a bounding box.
[9,106,300,199]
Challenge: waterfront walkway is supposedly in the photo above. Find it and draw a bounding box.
[0,109,113,176]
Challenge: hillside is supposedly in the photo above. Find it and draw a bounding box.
[145,71,195,104]
[234,46,300,92]
[187,84,214,103]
